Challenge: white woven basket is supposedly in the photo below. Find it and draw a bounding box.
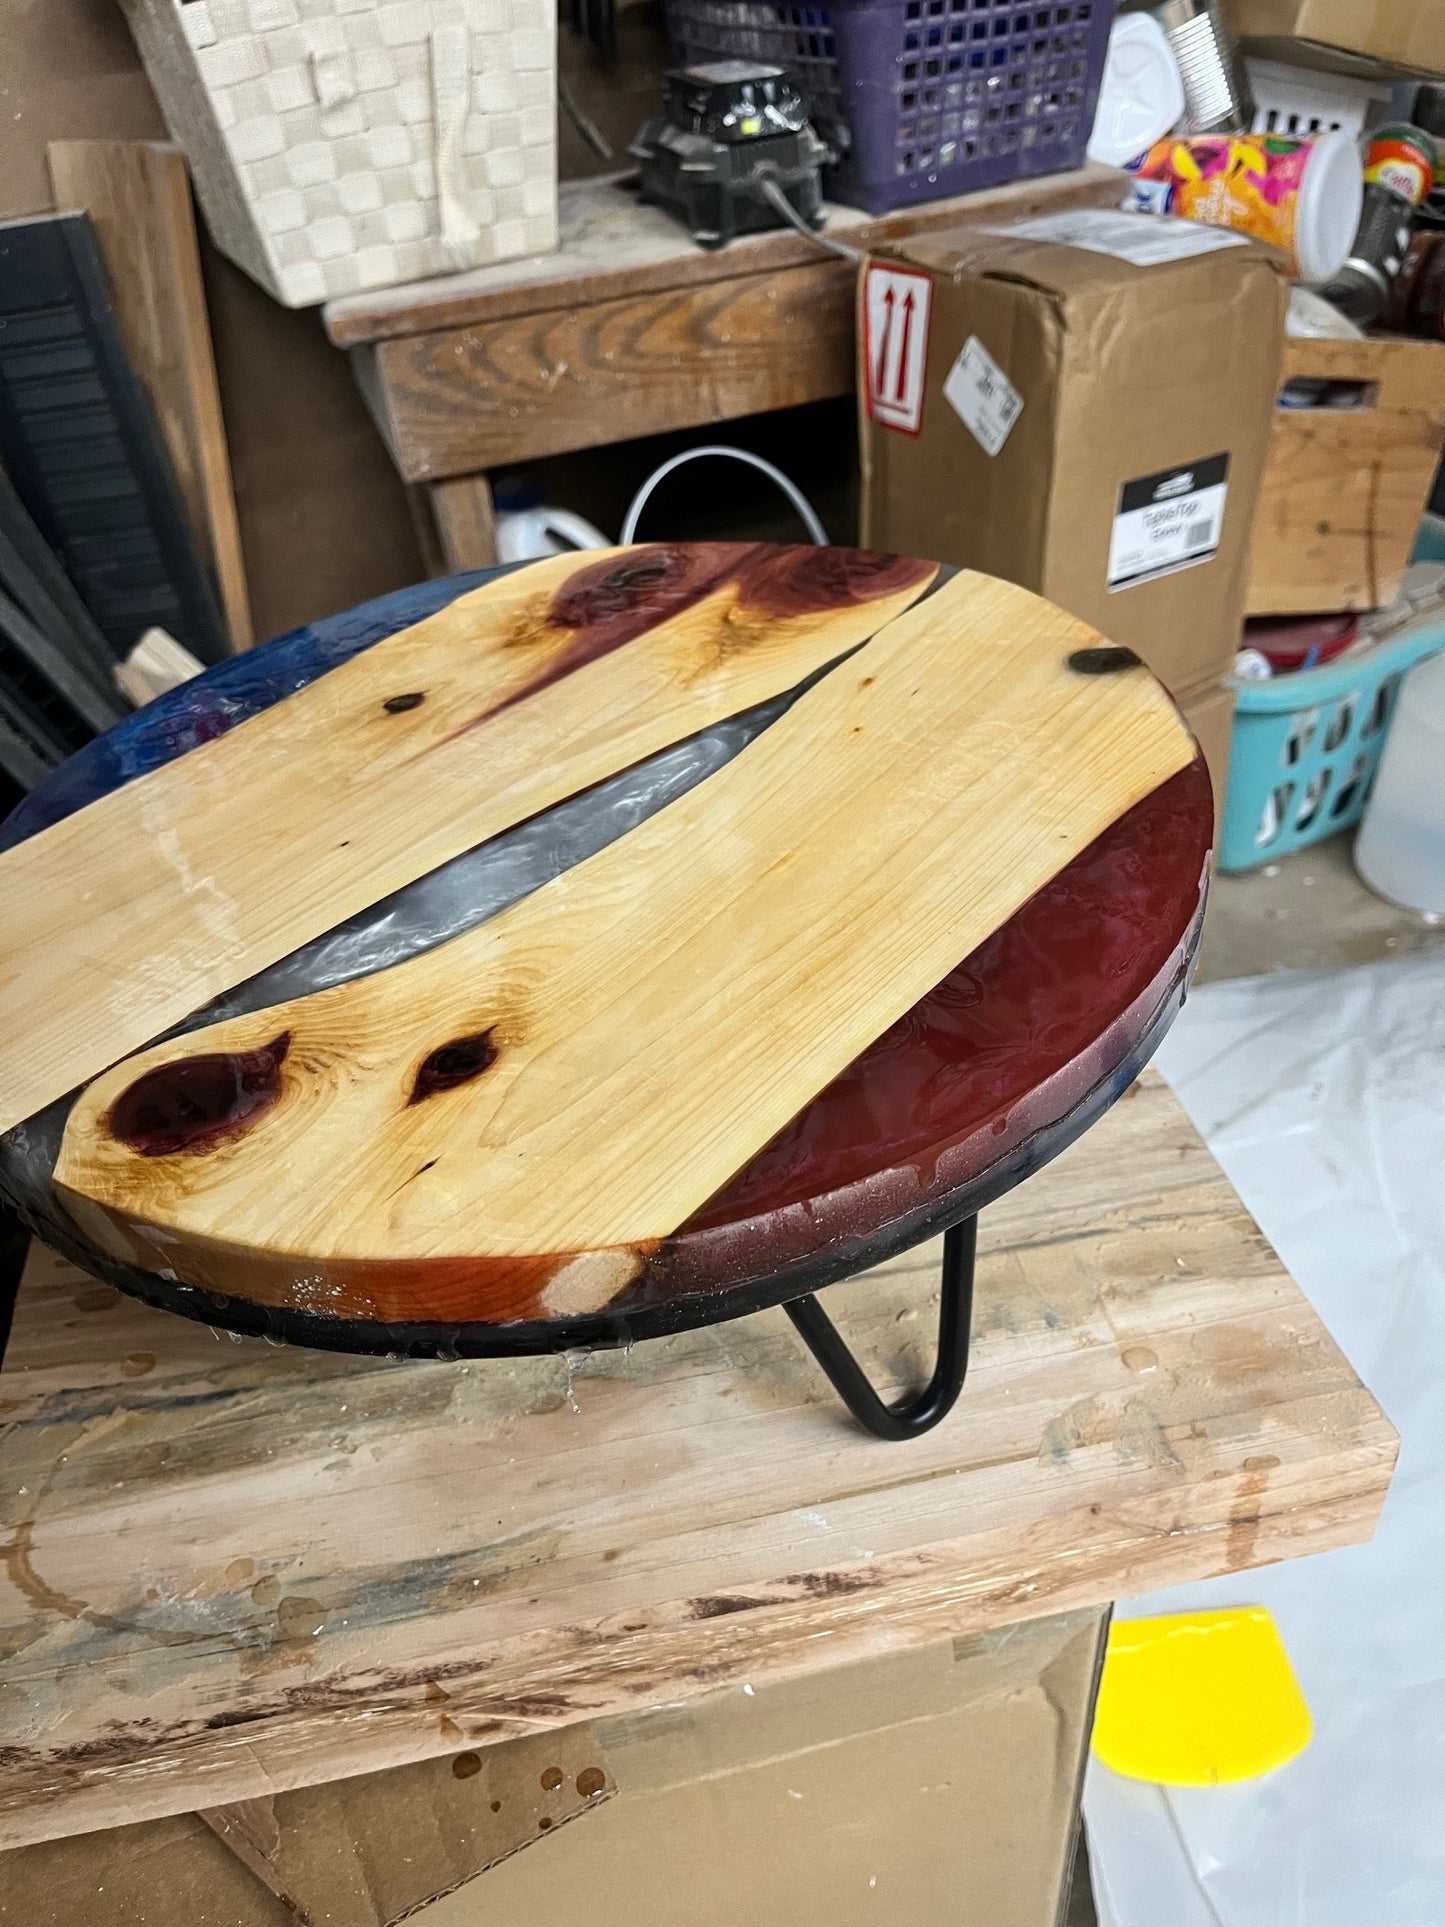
[120,0,558,307]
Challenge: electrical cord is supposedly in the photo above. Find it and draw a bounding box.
[756,174,863,264]
[558,74,614,160]
[620,445,830,546]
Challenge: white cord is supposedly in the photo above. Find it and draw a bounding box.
[620,444,829,546]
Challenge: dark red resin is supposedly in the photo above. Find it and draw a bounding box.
[109,1033,291,1158]
[684,757,1211,1235]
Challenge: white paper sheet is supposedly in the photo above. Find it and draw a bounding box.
[1085,949,1445,1927]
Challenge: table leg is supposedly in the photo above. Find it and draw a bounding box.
[784,1216,977,1441]
[426,474,499,572]
[0,1200,30,1368]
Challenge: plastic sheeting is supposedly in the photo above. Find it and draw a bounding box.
[1084,947,1445,1927]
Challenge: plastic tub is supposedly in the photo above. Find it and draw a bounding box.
[665,0,1117,213]
[1219,611,1445,872]
[1355,648,1445,912]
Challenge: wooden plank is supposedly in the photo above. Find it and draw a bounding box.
[322,166,1128,347]
[0,544,936,1137]
[368,259,858,482]
[1245,334,1445,617]
[55,571,1194,1293]
[46,141,254,653]
[0,1073,1398,1846]
[429,474,499,571]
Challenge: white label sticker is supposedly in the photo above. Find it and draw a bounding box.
[1108,454,1230,591]
[985,208,1248,267]
[943,336,1024,457]
[863,265,933,435]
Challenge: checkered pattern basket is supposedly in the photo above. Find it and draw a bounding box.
[119,0,558,308]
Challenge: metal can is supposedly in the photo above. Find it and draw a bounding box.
[1152,0,1254,135]
[1317,181,1418,327]
[1362,123,1439,208]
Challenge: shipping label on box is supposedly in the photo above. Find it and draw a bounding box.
[1108,454,1231,591]
[943,336,1025,457]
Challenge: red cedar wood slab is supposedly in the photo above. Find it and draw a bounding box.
[0,1074,1397,1848]
[53,572,1194,1311]
[322,165,1128,345]
[0,544,936,1138]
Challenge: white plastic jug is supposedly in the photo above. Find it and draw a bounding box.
[1355,648,1445,914]
[494,506,609,564]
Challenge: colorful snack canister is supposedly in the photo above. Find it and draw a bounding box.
[1362,124,1439,208]
[1125,130,1362,280]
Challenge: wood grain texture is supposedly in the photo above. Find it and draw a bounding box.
[429,474,499,571]
[1245,334,1445,617]
[46,141,254,652]
[0,544,935,1137]
[0,1074,1397,1848]
[322,166,1128,346]
[368,261,858,482]
[55,573,1194,1302]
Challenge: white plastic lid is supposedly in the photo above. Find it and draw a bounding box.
[1087,14,1186,169]
[1295,128,1365,283]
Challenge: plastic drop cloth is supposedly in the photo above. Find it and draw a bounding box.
[1084,946,1445,1927]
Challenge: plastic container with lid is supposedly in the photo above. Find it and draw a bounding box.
[1125,130,1362,281]
[1088,13,1186,168]
[1354,648,1445,914]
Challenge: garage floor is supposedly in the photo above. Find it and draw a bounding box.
[1195,827,1445,986]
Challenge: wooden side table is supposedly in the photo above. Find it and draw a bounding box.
[322,167,1126,570]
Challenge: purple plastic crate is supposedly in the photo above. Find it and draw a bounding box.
[666,0,1116,214]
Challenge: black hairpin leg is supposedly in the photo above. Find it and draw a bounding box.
[0,1202,30,1372]
[784,1216,977,1440]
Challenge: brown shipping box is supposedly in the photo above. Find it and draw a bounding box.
[1226,0,1445,80]
[0,1612,1106,1927]
[859,212,1288,726]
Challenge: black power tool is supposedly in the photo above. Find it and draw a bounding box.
[631,62,828,250]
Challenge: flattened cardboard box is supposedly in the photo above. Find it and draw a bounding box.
[0,1611,1106,1927]
[859,213,1288,700]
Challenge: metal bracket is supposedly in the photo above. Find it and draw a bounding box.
[784,1216,977,1440]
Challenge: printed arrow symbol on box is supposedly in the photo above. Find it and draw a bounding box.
[873,283,895,398]
[894,288,916,405]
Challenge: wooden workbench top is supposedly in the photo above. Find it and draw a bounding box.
[0,1072,1395,1850]
[322,163,1125,346]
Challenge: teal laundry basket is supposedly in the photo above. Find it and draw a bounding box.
[1220,612,1445,873]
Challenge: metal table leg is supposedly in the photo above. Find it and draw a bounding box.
[784,1216,977,1440]
[0,1201,30,1370]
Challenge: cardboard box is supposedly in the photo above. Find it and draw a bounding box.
[1227,0,1445,80]
[859,213,1287,698]
[1180,681,1237,839]
[1246,334,1445,616]
[0,1611,1106,1927]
